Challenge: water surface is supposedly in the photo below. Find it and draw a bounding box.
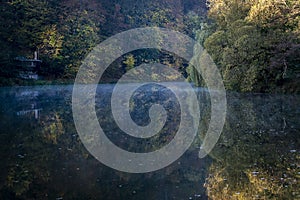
[0,84,299,199]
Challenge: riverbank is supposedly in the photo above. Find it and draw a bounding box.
[0,76,136,87]
[0,77,299,94]
[0,78,74,87]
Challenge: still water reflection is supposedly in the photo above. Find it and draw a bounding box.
[0,84,299,199]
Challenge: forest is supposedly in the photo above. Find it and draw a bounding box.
[0,1,299,199]
[0,0,299,93]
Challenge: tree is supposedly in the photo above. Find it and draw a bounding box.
[191,0,300,93]
[55,0,105,78]
[123,54,135,72]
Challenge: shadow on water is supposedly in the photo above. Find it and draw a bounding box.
[0,84,299,199]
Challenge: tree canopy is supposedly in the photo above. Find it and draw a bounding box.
[0,0,299,93]
[188,0,300,93]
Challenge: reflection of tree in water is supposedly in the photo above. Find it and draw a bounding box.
[204,93,300,199]
[0,87,85,198]
[42,113,64,144]
[1,86,299,199]
[4,111,66,197]
[1,86,210,199]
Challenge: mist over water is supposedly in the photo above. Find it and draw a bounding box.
[0,84,299,199]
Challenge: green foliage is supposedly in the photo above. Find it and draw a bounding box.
[39,25,64,58]
[205,93,300,199]
[123,54,135,71]
[0,0,208,84]
[2,0,298,93]
[204,30,227,66]
[187,0,300,93]
[0,0,103,80]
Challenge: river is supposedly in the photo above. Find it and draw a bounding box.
[0,84,299,199]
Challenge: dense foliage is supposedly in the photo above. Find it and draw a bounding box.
[204,92,300,199]
[0,0,206,84]
[188,0,300,93]
[0,0,299,93]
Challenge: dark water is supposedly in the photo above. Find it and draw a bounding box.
[0,84,299,200]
